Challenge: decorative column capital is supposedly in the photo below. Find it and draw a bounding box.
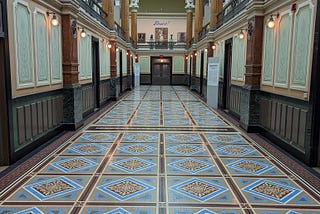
[185,0,195,11]
[130,0,139,12]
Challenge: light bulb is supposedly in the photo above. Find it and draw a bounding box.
[107,43,112,48]
[212,44,216,50]
[51,14,59,26]
[239,30,245,39]
[267,16,275,28]
[80,29,86,38]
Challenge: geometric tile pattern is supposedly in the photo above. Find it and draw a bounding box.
[78,133,118,142]
[68,143,107,155]
[97,177,155,201]
[195,209,216,214]
[23,176,83,200]
[243,180,302,204]
[118,143,156,155]
[227,159,273,175]
[170,178,228,202]
[51,157,97,173]
[216,145,255,157]
[106,208,131,214]
[169,157,214,174]
[111,157,156,173]
[168,144,205,156]
[206,134,246,144]
[16,207,44,214]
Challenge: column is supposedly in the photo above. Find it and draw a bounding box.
[240,16,264,131]
[121,0,130,40]
[185,0,194,48]
[210,0,223,28]
[194,0,203,41]
[61,15,83,129]
[130,0,139,47]
[102,0,114,29]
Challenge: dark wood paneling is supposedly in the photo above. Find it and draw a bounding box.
[280,104,287,137]
[82,85,94,114]
[292,108,300,144]
[271,101,277,131]
[17,107,25,144]
[48,99,53,129]
[229,86,241,116]
[37,101,43,134]
[275,103,281,134]
[52,98,58,126]
[298,110,307,148]
[24,105,31,140]
[140,74,151,85]
[286,106,293,140]
[31,103,38,137]
[42,100,48,131]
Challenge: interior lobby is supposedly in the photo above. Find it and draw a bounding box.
[0,0,320,213]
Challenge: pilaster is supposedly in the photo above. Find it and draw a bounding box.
[121,0,130,40]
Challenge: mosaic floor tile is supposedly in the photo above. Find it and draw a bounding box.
[49,157,99,173]
[96,177,156,201]
[170,208,243,214]
[169,177,229,202]
[253,209,320,214]
[165,133,202,143]
[81,207,157,214]
[65,143,110,155]
[116,143,157,155]
[214,145,261,157]
[226,159,274,175]
[167,144,209,156]
[205,134,248,145]
[0,206,72,214]
[23,176,83,201]
[77,133,118,142]
[121,133,159,143]
[108,157,157,174]
[167,157,216,175]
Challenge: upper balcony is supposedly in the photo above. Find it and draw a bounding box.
[78,0,109,29]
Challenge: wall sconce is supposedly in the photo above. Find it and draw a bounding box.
[47,12,59,26]
[126,52,129,55]
[238,29,246,39]
[107,42,112,49]
[135,55,138,60]
[78,27,86,38]
[130,54,133,57]
[212,43,216,50]
[204,48,208,52]
[186,56,188,60]
[194,53,198,56]
[116,47,119,52]
[267,14,279,28]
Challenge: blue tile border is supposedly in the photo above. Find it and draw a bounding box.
[16,207,44,214]
[106,208,131,214]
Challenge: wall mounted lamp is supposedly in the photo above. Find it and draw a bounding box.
[212,43,216,50]
[107,43,112,49]
[238,29,246,39]
[194,53,198,56]
[78,27,86,38]
[47,12,59,26]
[204,48,208,52]
[267,14,279,29]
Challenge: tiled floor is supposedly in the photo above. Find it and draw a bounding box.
[0,86,320,213]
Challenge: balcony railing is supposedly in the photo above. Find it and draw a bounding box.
[137,40,186,50]
[78,0,109,29]
[217,0,249,27]
[115,22,126,40]
[199,23,211,41]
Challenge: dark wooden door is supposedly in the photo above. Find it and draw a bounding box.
[222,39,232,110]
[151,57,172,85]
[119,50,123,93]
[200,51,204,95]
[92,37,100,109]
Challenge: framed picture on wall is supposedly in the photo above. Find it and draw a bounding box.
[177,32,186,42]
[155,28,168,41]
[138,33,146,43]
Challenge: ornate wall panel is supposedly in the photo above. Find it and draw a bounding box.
[99,39,108,77]
[291,1,314,90]
[79,34,92,80]
[139,56,150,74]
[50,24,62,83]
[217,41,225,78]
[262,27,275,85]
[196,51,200,77]
[122,49,127,76]
[34,10,49,85]
[237,38,245,80]
[106,45,110,76]
[275,12,291,87]
[14,1,34,88]
[173,56,184,74]
[116,48,120,77]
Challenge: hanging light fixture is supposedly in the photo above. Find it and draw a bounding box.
[267,15,276,28]
[212,43,216,50]
[47,12,59,26]
[238,29,245,39]
[80,28,86,38]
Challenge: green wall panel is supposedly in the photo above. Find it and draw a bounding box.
[218,41,225,78]
[262,27,275,83]
[173,56,184,74]
[292,5,312,88]
[237,38,245,80]
[15,2,33,86]
[122,49,127,75]
[51,25,62,82]
[140,56,150,74]
[79,36,86,79]
[99,40,108,77]
[35,12,49,83]
[275,14,291,85]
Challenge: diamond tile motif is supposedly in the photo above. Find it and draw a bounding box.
[118,143,156,155]
[227,159,273,175]
[51,157,97,173]
[206,134,246,144]
[97,177,155,201]
[166,134,202,143]
[169,158,214,174]
[24,176,83,200]
[16,207,44,214]
[122,133,159,142]
[68,143,107,155]
[78,133,118,142]
[243,180,302,204]
[111,157,156,173]
[170,178,228,202]
[195,209,216,214]
[168,144,204,156]
[216,145,255,156]
[106,208,131,214]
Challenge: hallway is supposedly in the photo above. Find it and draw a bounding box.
[0,86,319,213]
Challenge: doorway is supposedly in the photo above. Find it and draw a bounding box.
[200,51,204,95]
[91,37,100,109]
[119,50,123,93]
[222,38,232,110]
[151,56,172,85]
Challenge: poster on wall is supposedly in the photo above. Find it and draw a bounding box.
[138,33,146,43]
[155,28,168,41]
[177,32,186,42]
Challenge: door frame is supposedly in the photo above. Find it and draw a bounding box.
[91,37,100,109]
[222,38,233,110]
[0,0,12,165]
[150,56,172,85]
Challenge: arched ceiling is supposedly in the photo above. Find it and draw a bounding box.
[138,0,185,13]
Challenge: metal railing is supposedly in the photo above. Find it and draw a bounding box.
[199,23,211,41]
[115,22,126,40]
[137,40,186,50]
[78,0,109,29]
[217,0,249,27]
